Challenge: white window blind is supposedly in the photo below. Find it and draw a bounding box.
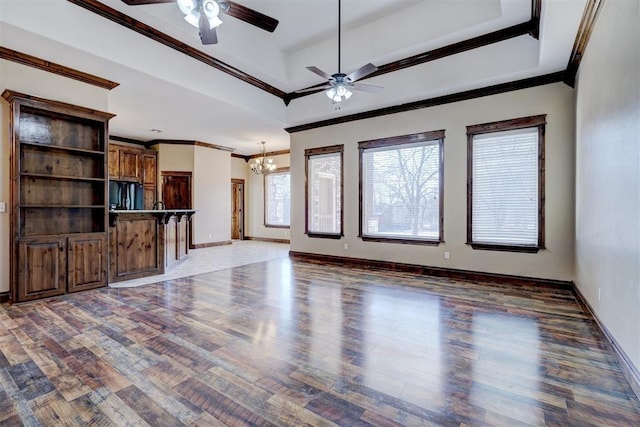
[362,140,441,240]
[265,171,290,227]
[308,152,341,234]
[471,127,539,246]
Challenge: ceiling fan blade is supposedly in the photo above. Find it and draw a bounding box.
[199,11,218,44]
[223,1,279,32]
[346,63,378,82]
[121,0,174,5]
[306,66,332,80]
[295,85,333,93]
[351,82,384,93]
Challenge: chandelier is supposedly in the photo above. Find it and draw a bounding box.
[250,141,277,175]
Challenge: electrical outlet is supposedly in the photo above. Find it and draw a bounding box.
[444,251,450,259]
[0,202,5,213]
[344,243,349,250]
[208,233,212,239]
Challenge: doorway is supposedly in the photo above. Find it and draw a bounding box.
[231,179,244,240]
[162,171,193,248]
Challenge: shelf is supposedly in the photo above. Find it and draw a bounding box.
[20,173,105,182]
[19,140,104,156]
[21,207,106,236]
[21,205,106,209]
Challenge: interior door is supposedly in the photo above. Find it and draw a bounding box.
[162,171,193,248]
[231,179,244,240]
[162,172,192,209]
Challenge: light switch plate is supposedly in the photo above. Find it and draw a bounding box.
[0,202,5,212]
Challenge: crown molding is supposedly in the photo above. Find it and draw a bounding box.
[147,139,234,152]
[110,135,147,146]
[66,0,286,99]
[285,72,564,133]
[0,46,119,90]
[564,0,605,87]
[284,20,538,104]
[248,149,290,159]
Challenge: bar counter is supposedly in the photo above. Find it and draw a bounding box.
[108,210,196,283]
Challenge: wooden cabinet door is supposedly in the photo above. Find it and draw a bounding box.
[67,234,107,292]
[143,186,156,210]
[108,146,120,179]
[119,149,140,181]
[142,153,157,186]
[18,237,67,302]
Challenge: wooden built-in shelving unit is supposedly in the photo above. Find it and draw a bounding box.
[2,90,115,302]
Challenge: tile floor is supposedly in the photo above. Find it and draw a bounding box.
[109,240,290,288]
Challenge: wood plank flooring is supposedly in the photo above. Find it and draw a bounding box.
[1,257,639,426]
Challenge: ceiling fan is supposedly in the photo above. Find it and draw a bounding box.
[299,0,383,103]
[121,0,279,45]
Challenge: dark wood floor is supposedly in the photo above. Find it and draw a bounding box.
[1,258,640,426]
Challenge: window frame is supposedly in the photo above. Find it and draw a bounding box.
[304,145,344,239]
[358,130,445,246]
[466,114,546,253]
[263,166,290,229]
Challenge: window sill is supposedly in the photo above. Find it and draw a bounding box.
[360,236,442,246]
[306,232,343,240]
[265,225,290,229]
[467,242,542,253]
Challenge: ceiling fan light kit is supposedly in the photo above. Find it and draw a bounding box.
[301,0,383,104]
[124,0,278,45]
[178,0,222,29]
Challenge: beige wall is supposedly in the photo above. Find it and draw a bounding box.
[193,145,231,244]
[246,153,291,241]
[0,60,110,294]
[231,156,249,180]
[156,143,231,245]
[575,1,640,372]
[156,143,194,213]
[290,83,576,281]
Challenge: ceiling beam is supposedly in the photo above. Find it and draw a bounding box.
[66,0,287,98]
[564,0,605,87]
[285,71,565,133]
[284,20,538,104]
[69,0,542,107]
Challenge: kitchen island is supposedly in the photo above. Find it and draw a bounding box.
[108,209,196,283]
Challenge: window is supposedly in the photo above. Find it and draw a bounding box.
[305,145,343,238]
[467,115,546,252]
[359,130,444,244]
[264,168,290,228]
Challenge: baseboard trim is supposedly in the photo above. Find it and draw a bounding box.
[288,251,572,289]
[192,240,232,249]
[572,284,640,400]
[0,292,9,303]
[244,236,290,244]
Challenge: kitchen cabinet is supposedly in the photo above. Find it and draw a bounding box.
[118,148,140,181]
[109,144,157,209]
[142,151,157,209]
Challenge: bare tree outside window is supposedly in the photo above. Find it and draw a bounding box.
[359,131,444,244]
